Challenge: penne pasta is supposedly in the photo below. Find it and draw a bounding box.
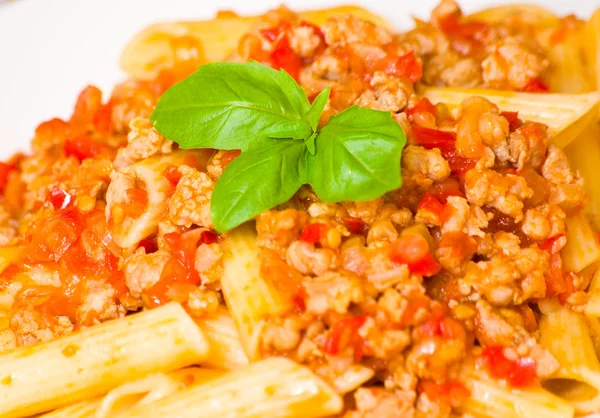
[125,357,343,418]
[539,300,600,414]
[220,223,292,361]
[460,377,574,418]
[120,6,394,80]
[561,213,600,273]
[586,267,600,318]
[420,87,600,147]
[584,8,600,91]
[465,4,558,26]
[40,368,223,418]
[564,126,600,230]
[195,307,250,370]
[106,150,212,248]
[0,303,209,418]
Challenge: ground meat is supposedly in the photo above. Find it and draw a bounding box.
[110,80,159,133]
[367,220,399,245]
[342,199,385,226]
[521,205,566,241]
[77,280,125,323]
[322,15,393,47]
[474,300,559,377]
[541,144,575,185]
[403,146,451,188]
[508,123,549,170]
[286,241,339,276]
[465,168,532,221]
[549,181,587,215]
[416,392,451,418]
[113,117,172,170]
[187,288,220,318]
[9,307,73,346]
[261,315,306,352]
[347,388,416,418]
[355,72,414,112]
[304,270,363,315]
[168,165,214,228]
[462,238,549,305]
[124,248,171,298]
[206,150,239,181]
[430,0,460,27]
[289,25,322,58]
[194,243,223,284]
[256,209,308,255]
[481,36,548,90]
[424,53,482,87]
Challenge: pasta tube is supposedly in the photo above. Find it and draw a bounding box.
[465,4,558,27]
[460,377,574,418]
[421,87,600,147]
[106,150,212,248]
[120,6,394,80]
[565,126,600,230]
[41,368,223,418]
[586,267,600,318]
[584,8,600,91]
[220,222,292,360]
[561,213,600,273]
[126,357,343,418]
[0,303,209,418]
[195,307,250,370]
[539,300,600,414]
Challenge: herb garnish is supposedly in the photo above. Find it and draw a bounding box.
[151,62,406,232]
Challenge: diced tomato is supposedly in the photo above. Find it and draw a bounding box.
[291,286,307,312]
[406,98,436,119]
[123,187,148,219]
[390,233,441,277]
[418,192,447,222]
[71,85,103,126]
[260,248,304,297]
[399,293,431,326]
[341,217,366,235]
[47,187,72,210]
[438,231,478,262]
[300,20,326,44]
[412,125,455,151]
[93,101,113,136]
[144,231,202,307]
[139,236,158,254]
[0,162,15,194]
[539,234,566,253]
[164,165,182,187]
[419,380,470,408]
[481,346,537,388]
[557,272,578,304]
[322,315,371,361]
[501,111,522,131]
[375,50,423,83]
[430,177,464,204]
[300,223,329,244]
[260,21,291,42]
[415,312,466,341]
[27,208,84,263]
[64,134,109,161]
[270,36,303,80]
[219,150,241,169]
[200,230,219,245]
[523,78,549,93]
[438,14,490,56]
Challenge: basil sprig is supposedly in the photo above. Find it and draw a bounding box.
[151,62,406,232]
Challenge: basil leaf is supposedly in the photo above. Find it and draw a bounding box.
[307,105,406,202]
[305,87,331,131]
[211,139,307,232]
[151,62,310,151]
[265,120,312,139]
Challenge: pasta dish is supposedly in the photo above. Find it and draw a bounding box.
[2,1,600,417]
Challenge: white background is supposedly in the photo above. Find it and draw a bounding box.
[0,0,597,158]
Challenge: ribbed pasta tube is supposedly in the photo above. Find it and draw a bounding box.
[0,303,209,418]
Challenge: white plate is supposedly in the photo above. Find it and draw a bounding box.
[0,0,599,417]
[0,0,597,158]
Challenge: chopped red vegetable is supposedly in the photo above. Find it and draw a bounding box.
[480,346,537,388]
[390,233,441,277]
[419,380,470,408]
[300,223,329,244]
[64,134,109,161]
[501,111,522,131]
[523,78,549,93]
[406,98,436,119]
[322,315,371,361]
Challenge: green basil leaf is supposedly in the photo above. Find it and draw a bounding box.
[305,87,331,131]
[211,139,307,232]
[307,105,406,202]
[265,120,312,139]
[151,62,310,151]
[305,131,318,155]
